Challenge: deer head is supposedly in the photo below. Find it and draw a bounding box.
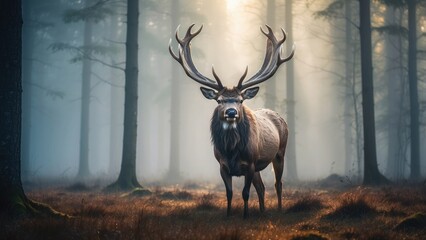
[169,24,295,126]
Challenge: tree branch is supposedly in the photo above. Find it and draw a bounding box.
[86,55,125,71]
[91,71,124,88]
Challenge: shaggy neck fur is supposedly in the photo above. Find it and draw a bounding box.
[211,106,252,171]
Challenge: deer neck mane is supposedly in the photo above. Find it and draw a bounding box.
[210,106,251,159]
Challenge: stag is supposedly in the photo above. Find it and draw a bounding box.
[169,24,294,218]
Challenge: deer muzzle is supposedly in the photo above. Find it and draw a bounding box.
[225,108,239,121]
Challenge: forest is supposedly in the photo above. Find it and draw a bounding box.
[1,0,426,239]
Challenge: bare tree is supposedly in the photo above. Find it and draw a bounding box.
[359,0,388,185]
[382,5,405,180]
[77,0,94,178]
[167,0,182,181]
[106,0,143,191]
[344,0,355,177]
[21,0,35,182]
[108,14,125,177]
[407,0,420,180]
[51,0,117,179]
[0,0,61,217]
[284,0,298,181]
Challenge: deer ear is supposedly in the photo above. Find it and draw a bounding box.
[200,87,218,100]
[242,87,259,100]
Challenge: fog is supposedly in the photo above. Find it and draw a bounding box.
[22,0,426,186]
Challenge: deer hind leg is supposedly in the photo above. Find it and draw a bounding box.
[272,152,285,210]
[252,171,265,212]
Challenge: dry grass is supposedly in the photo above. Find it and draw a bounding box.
[290,232,328,240]
[195,193,219,211]
[325,192,377,219]
[286,195,324,213]
[64,182,91,192]
[394,212,426,231]
[158,189,193,200]
[1,184,425,240]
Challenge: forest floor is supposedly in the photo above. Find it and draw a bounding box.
[2,178,426,240]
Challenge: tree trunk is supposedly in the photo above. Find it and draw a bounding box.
[384,6,403,180]
[77,1,93,178]
[285,0,298,181]
[344,0,354,176]
[0,0,61,218]
[108,14,124,177]
[106,0,141,191]
[395,10,407,180]
[359,0,388,185]
[407,0,420,181]
[264,0,277,110]
[21,0,34,182]
[168,0,181,181]
[347,3,362,180]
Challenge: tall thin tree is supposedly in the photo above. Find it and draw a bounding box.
[77,0,94,178]
[168,0,181,181]
[108,14,124,177]
[344,0,354,176]
[407,0,420,180]
[21,0,35,182]
[0,0,60,217]
[106,0,142,190]
[359,0,388,185]
[285,0,298,181]
[383,5,404,180]
[57,0,114,178]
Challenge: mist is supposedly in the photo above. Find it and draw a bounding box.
[21,0,426,186]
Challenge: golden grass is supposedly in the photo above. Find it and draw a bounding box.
[286,194,324,213]
[1,184,425,239]
[394,212,426,231]
[325,192,377,219]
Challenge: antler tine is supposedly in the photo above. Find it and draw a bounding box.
[245,30,273,83]
[237,66,249,89]
[168,39,180,63]
[261,25,274,41]
[278,28,287,45]
[211,66,224,89]
[174,25,183,45]
[169,24,223,91]
[279,44,295,65]
[238,25,295,90]
[184,24,203,40]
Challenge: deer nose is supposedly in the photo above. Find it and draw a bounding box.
[225,108,238,118]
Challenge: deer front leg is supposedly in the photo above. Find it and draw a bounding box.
[220,164,233,217]
[252,171,265,212]
[242,163,255,218]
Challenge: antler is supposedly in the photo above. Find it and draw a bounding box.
[169,24,224,91]
[237,25,295,90]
